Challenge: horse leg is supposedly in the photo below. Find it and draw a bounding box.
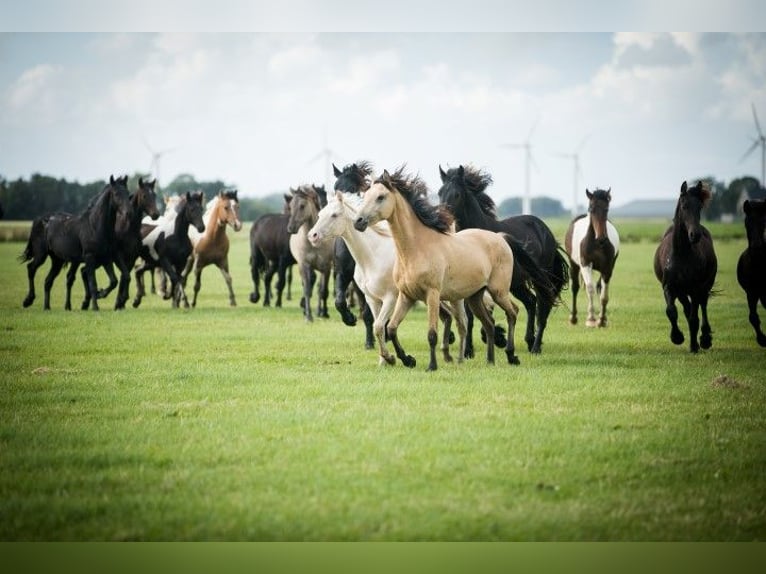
[23,253,47,308]
[274,261,287,307]
[489,286,520,365]
[579,266,599,327]
[699,293,713,350]
[249,254,261,304]
[512,281,537,352]
[687,298,701,353]
[81,260,100,311]
[463,304,475,359]
[467,289,495,364]
[96,262,118,300]
[78,265,90,310]
[318,270,330,319]
[132,262,149,308]
[598,276,611,328]
[747,291,766,347]
[425,289,442,371]
[354,284,375,350]
[42,258,64,311]
[334,259,357,326]
[439,303,453,363]
[569,262,581,325]
[372,295,396,365]
[192,265,203,308]
[114,257,131,310]
[286,265,293,301]
[663,286,684,345]
[218,259,237,307]
[300,264,314,321]
[386,292,417,368]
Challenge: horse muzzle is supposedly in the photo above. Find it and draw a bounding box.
[307,230,321,247]
[688,230,702,244]
[196,223,206,233]
[354,217,369,232]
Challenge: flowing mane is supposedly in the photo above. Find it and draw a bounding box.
[447,165,497,218]
[291,184,321,209]
[377,166,453,234]
[334,161,374,193]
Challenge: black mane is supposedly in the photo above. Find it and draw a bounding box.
[444,165,497,218]
[334,160,374,194]
[378,166,453,234]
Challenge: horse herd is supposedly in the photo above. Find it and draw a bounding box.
[16,162,766,369]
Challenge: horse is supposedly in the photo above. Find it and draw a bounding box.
[438,165,566,354]
[287,184,333,322]
[79,177,160,310]
[331,161,375,347]
[653,181,717,353]
[249,194,295,307]
[132,191,206,308]
[145,194,182,297]
[738,199,766,347]
[564,188,620,327]
[183,189,243,307]
[354,166,521,371]
[19,175,132,311]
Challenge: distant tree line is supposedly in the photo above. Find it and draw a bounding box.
[0,172,288,222]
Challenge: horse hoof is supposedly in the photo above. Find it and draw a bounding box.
[671,331,684,345]
[22,297,34,308]
[569,316,578,325]
[586,319,598,328]
[506,352,520,365]
[341,313,357,327]
[530,346,542,355]
[700,335,712,350]
[402,355,416,368]
[757,333,766,347]
[249,293,260,304]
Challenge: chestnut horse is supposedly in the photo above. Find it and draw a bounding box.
[653,181,717,353]
[564,188,620,327]
[184,190,243,307]
[738,199,766,346]
[354,166,520,371]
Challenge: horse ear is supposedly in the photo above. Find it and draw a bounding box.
[138,177,144,186]
[585,189,593,199]
[382,169,393,188]
[185,191,192,200]
[333,163,342,178]
[457,165,465,181]
[284,193,292,203]
[743,200,751,214]
[606,187,612,200]
[439,165,448,183]
[680,181,688,195]
[110,175,116,185]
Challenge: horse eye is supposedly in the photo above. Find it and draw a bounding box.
[376,194,384,203]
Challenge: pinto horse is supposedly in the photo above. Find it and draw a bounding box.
[287,184,333,322]
[184,190,243,307]
[738,199,766,346]
[354,166,520,371]
[133,191,206,308]
[249,195,295,307]
[438,164,566,354]
[653,181,717,353]
[565,188,620,327]
[19,175,132,310]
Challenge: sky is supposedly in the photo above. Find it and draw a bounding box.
[1,2,765,211]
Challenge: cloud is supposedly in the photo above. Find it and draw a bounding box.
[613,32,692,69]
[4,64,62,117]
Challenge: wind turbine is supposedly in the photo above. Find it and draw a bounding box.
[143,136,176,193]
[501,117,540,215]
[553,134,590,218]
[306,128,343,191]
[740,102,766,187]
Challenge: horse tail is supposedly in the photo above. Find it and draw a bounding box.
[550,244,570,298]
[500,233,561,310]
[18,216,48,264]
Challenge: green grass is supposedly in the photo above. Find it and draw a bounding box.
[0,221,764,540]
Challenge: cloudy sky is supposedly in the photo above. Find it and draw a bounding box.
[1,2,765,210]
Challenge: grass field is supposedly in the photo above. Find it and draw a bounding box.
[0,218,764,540]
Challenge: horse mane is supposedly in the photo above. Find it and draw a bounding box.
[447,165,497,218]
[689,181,712,206]
[292,185,322,209]
[588,188,612,203]
[335,160,374,193]
[378,165,453,234]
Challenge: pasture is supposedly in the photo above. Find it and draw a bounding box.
[0,217,764,540]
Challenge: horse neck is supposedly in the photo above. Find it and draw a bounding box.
[340,208,385,268]
[386,194,428,259]
[671,206,694,252]
[86,188,116,236]
[587,211,608,242]
[174,206,193,237]
[459,195,500,231]
[126,194,146,235]
[203,202,228,240]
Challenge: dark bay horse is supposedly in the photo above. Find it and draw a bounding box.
[184,189,243,307]
[19,175,132,310]
[133,191,206,308]
[332,161,375,348]
[565,188,620,327]
[287,184,333,322]
[653,181,717,353]
[438,165,566,353]
[737,199,766,347]
[249,194,295,307]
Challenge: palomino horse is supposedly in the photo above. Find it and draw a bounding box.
[184,190,243,307]
[19,175,132,311]
[133,191,206,308]
[564,188,620,327]
[438,164,566,354]
[354,167,520,371]
[287,184,333,322]
[737,199,766,346]
[249,194,295,307]
[654,181,718,353]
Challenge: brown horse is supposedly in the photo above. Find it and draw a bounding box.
[354,166,520,371]
[564,188,620,327]
[184,190,243,307]
[653,181,717,353]
[737,199,766,346]
[287,185,333,322]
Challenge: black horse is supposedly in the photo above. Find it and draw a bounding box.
[653,181,718,353]
[133,191,205,308]
[80,177,160,310]
[19,175,132,311]
[332,161,375,349]
[438,165,566,354]
[737,198,766,347]
[249,194,296,307]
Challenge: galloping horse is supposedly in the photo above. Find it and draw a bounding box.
[354,167,521,371]
[184,190,243,307]
[738,199,766,346]
[249,195,295,307]
[19,175,132,311]
[653,181,717,353]
[133,191,206,308]
[287,184,333,322]
[331,161,375,347]
[438,165,566,354]
[565,188,620,327]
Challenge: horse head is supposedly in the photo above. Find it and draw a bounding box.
[743,199,766,250]
[308,190,347,247]
[676,181,709,244]
[218,189,243,232]
[108,174,133,234]
[287,185,321,234]
[355,169,397,231]
[137,177,160,220]
[185,191,206,233]
[437,165,467,214]
[333,161,374,195]
[586,188,612,244]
